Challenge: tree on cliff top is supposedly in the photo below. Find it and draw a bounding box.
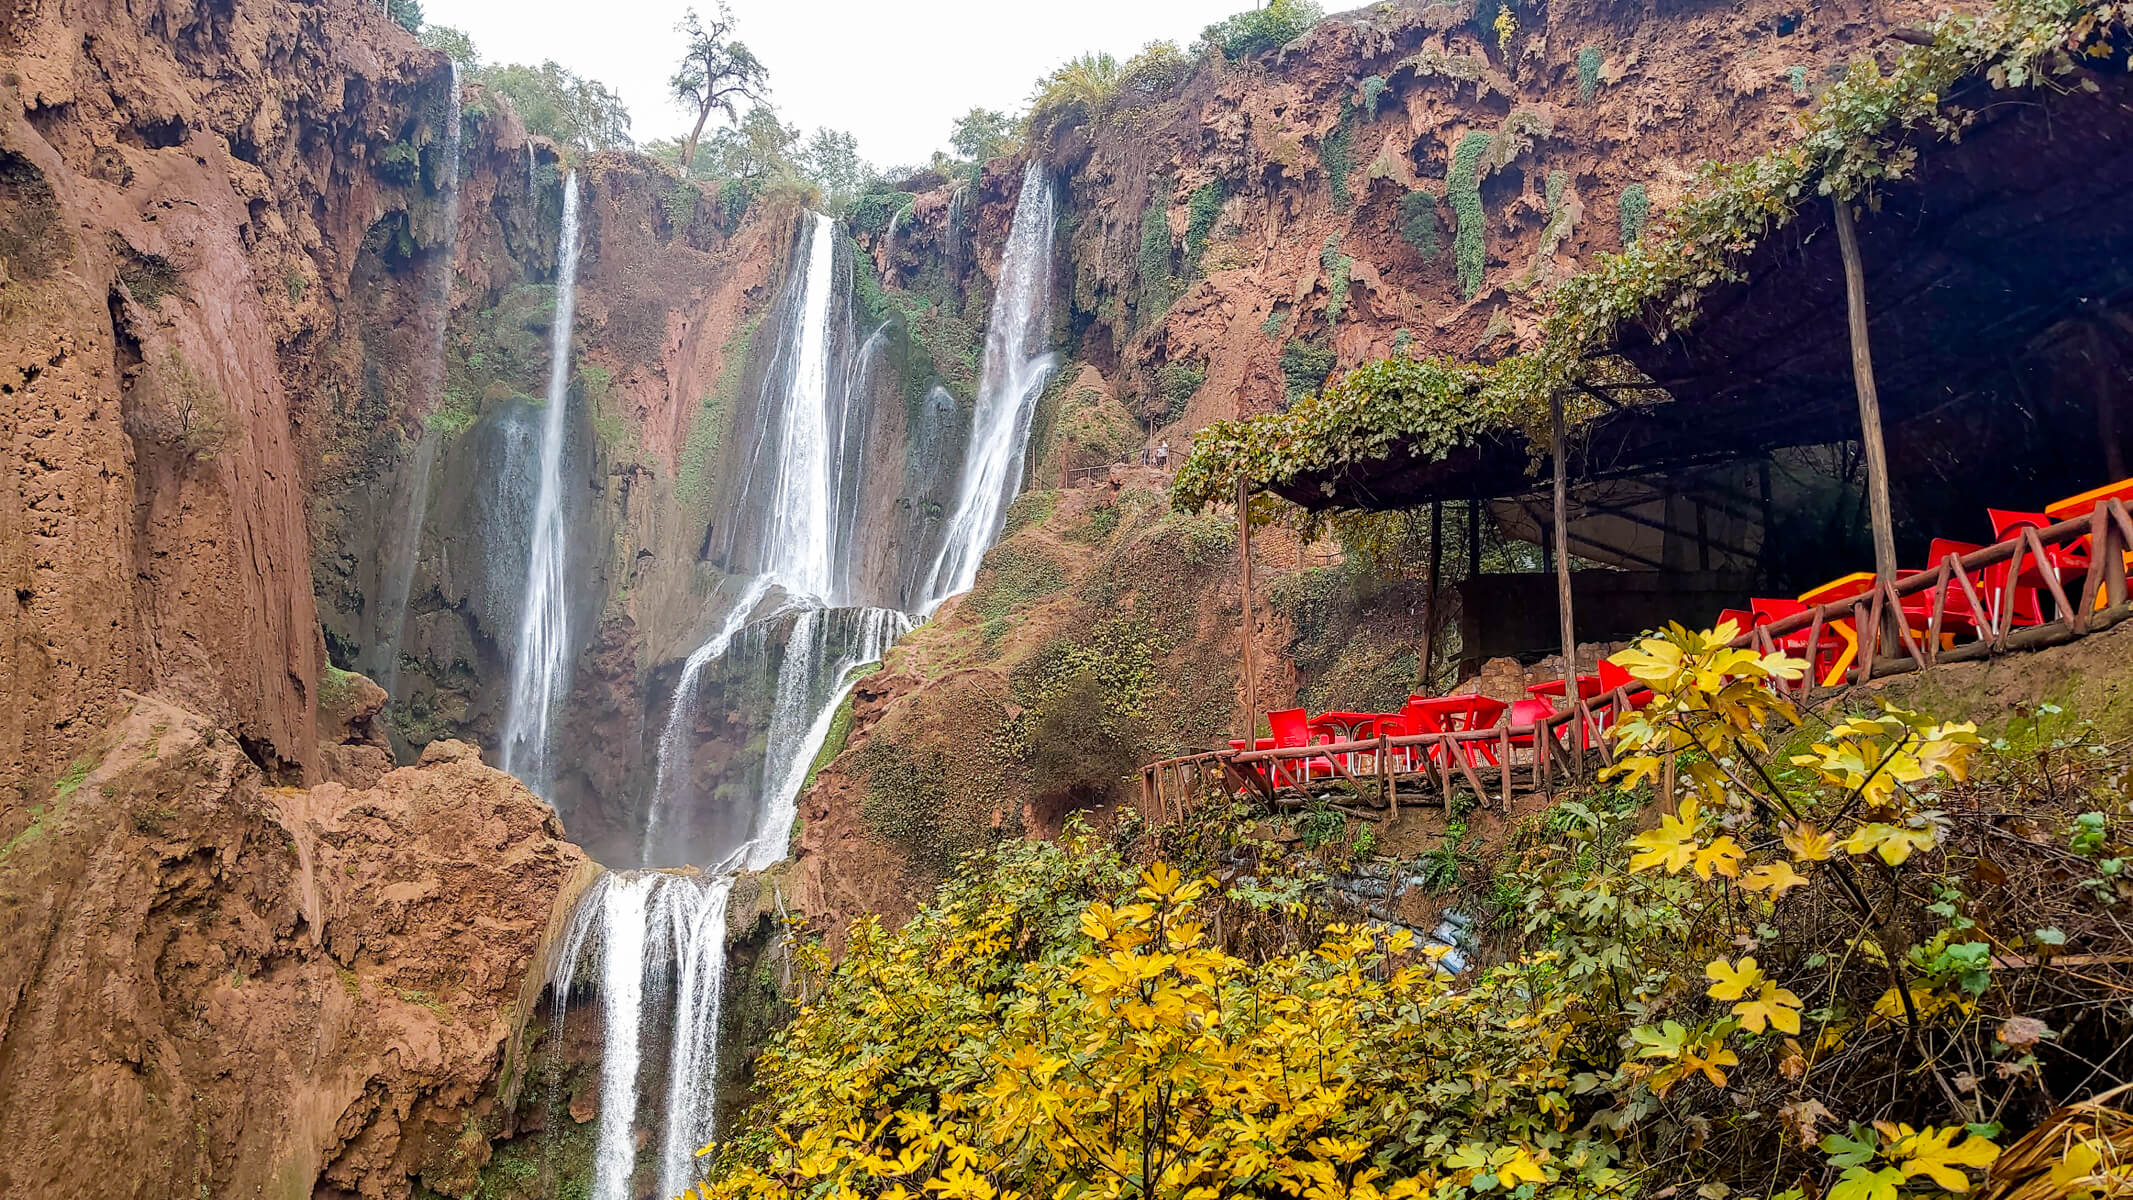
[475,61,633,155]
[950,108,1017,163]
[671,4,770,170]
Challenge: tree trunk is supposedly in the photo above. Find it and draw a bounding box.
[680,102,713,170]
[1832,198,1899,588]
[1551,393,1578,700]
[1237,478,1258,746]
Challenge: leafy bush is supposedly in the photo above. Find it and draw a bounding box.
[949,107,1016,161]
[1320,235,1355,327]
[1399,190,1441,260]
[1136,188,1176,323]
[1200,0,1325,61]
[1183,180,1225,268]
[1448,130,1493,298]
[1116,40,1196,110]
[1359,73,1390,117]
[1619,181,1650,245]
[470,61,633,155]
[1318,104,1356,212]
[707,626,2128,1200]
[1279,339,1337,405]
[1027,52,1122,141]
[1576,46,1604,101]
[1156,360,1206,424]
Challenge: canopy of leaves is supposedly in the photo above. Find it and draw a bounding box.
[416,22,477,67]
[950,107,1017,162]
[1174,0,2129,522]
[471,61,633,155]
[670,3,769,163]
[1200,0,1325,61]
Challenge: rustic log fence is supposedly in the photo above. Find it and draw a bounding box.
[1137,498,2133,828]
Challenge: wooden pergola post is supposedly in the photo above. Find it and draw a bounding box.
[1551,392,1578,700]
[1237,476,1258,747]
[1419,500,1443,691]
[1832,198,1900,592]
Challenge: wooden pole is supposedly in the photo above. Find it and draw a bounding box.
[1832,198,1899,592]
[1237,477,1259,747]
[1551,392,1578,701]
[1420,500,1443,691]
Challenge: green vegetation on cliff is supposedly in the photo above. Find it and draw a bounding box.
[703,627,2132,1200]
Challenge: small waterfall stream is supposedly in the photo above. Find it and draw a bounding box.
[924,162,1059,608]
[549,184,1057,1198]
[499,172,584,795]
[369,64,463,700]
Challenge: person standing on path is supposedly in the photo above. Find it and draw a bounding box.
[1156,440,1170,469]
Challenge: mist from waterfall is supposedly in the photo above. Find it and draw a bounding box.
[369,64,462,701]
[923,161,1059,608]
[558,185,1058,1198]
[497,172,583,796]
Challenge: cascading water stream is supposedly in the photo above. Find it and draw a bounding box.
[369,64,462,700]
[923,161,1059,608]
[557,185,1058,1199]
[498,172,583,796]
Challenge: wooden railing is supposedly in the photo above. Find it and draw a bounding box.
[1137,497,2133,827]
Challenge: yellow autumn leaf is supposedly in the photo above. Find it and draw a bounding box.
[1692,834,1746,880]
[1889,1124,1999,1191]
[1740,860,1810,894]
[1842,822,1939,865]
[1704,957,1767,1001]
[1627,800,1704,874]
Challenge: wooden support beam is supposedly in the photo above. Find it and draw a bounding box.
[1420,500,1442,691]
[1831,199,1900,595]
[1237,477,1259,747]
[1551,392,1578,701]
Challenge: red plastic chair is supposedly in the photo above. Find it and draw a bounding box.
[1266,707,1333,786]
[1505,696,1568,757]
[1900,539,1994,638]
[1595,658,1651,730]
[1990,509,2087,620]
[1751,596,1850,682]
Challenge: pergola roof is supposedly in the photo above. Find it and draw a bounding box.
[1268,64,2133,512]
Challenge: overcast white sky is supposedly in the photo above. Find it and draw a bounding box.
[422,0,1247,167]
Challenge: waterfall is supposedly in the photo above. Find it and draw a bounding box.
[590,875,649,1200]
[923,162,1059,607]
[558,179,1063,1197]
[763,213,839,601]
[744,605,912,871]
[370,64,463,700]
[498,172,583,795]
[639,575,775,864]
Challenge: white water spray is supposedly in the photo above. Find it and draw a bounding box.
[924,161,1058,607]
[640,575,775,864]
[591,875,650,1200]
[498,172,583,795]
[763,213,840,601]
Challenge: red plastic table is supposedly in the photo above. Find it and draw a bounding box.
[1405,694,1509,767]
[1798,573,1874,686]
[1310,711,1396,773]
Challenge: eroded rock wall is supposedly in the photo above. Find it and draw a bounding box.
[0,694,596,1198]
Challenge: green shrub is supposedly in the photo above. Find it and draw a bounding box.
[1200,0,1324,61]
[851,189,917,238]
[1391,328,1414,355]
[1576,46,1604,101]
[1448,130,1492,298]
[1317,105,1355,213]
[1279,340,1337,405]
[1358,74,1389,118]
[1789,64,1811,95]
[1619,182,1650,246]
[969,542,1067,619]
[1260,307,1287,338]
[1156,361,1206,424]
[1319,236,1354,328]
[1183,181,1225,268]
[1398,190,1440,260]
[374,141,421,186]
[1136,188,1175,323]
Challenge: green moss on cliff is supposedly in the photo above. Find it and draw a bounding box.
[676,314,761,517]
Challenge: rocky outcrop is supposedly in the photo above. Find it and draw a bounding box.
[0,694,596,1199]
[0,0,472,798]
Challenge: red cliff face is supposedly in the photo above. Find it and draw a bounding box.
[886,0,1977,441]
[1,0,453,797]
